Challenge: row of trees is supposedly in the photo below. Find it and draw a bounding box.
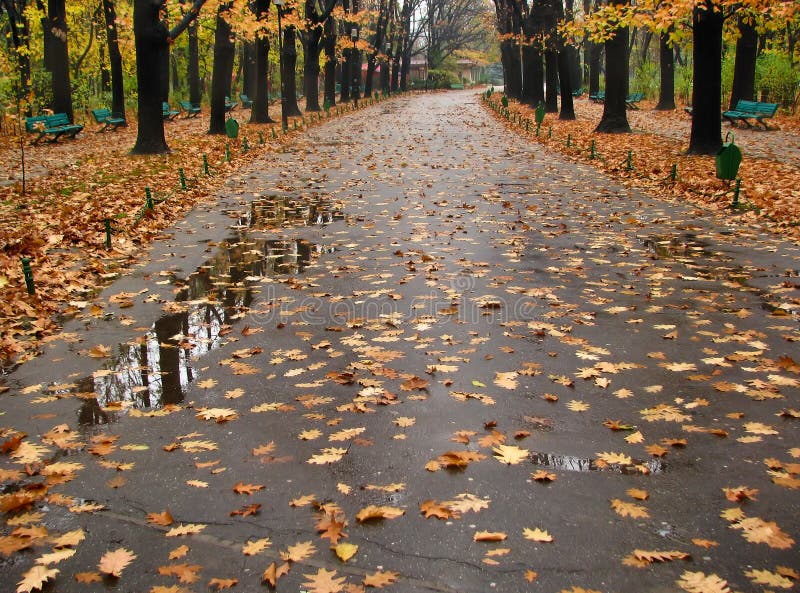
[491,0,799,154]
[0,0,495,153]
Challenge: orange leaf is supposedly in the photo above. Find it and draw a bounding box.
[208,578,238,590]
[98,547,136,577]
[363,570,400,588]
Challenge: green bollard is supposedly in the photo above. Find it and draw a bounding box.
[670,163,678,182]
[567,134,572,148]
[536,122,541,137]
[225,143,231,162]
[590,140,597,159]
[625,151,633,171]
[179,168,187,190]
[21,257,35,295]
[203,154,210,175]
[731,178,742,208]
[548,126,552,139]
[242,137,249,152]
[105,219,113,248]
[258,131,265,144]
[272,127,277,139]
[144,187,155,210]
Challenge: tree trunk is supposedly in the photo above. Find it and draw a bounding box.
[188,19,202,105]
[281,26,302,116]
[655,31,675,110]
[688,0,722,154]
[45,0,73,120]
[729,16,757,109]
[303,26,323,110]
[102,0,125,119]
[521,44,544,105]
[250,0,274,123]
[323,17,337,107]
[242,40,256,97]
[544,50,558,112]
[132,0,170,154]
[209,2,235,135]
[595,0,630,133]
[588,41,601,94]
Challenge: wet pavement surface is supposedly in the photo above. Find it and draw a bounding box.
[1,91,799,593]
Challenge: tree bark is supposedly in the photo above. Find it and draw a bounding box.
[655,31,675,110]
[544,50,558,112]
[187,19,202,105]
[323,16,337,107]
[588,41,601,94]
[45,0,73,121]
[595,0,630,133]
[250,0,274,123]
[282,26,302,116]
[688,0,722,154]
[209,1,235,135]
[729,16,757,109]
[132,0,208,155]
[102,0,126,119]
[303,23,324,110]
[1,0,32,104]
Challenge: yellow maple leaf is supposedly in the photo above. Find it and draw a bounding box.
[333,542,359,562]
[523,527,553,542]
[282,541,316,562]
[165,523,206,537]
[302,567,346,593]
[195,378,217,389]
[676,570,731,593]
[17,565,58,593]
[98,547,136,577]
[356,505,405,522]
[242,538,271,556]
[610,498,649,519]
[566,400,590,412]
[596,451,633,465]
[492,444,529,465]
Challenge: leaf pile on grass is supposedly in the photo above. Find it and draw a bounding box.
[0,108,335,368]
[486,96,800,242]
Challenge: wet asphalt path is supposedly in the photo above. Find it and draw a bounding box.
[1,91,799,593]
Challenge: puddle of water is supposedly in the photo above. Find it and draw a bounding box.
[73,197,342,425]
[530,452,665,475]
[642,234,714,260]
[225,194,345,230]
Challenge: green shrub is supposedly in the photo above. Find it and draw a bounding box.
[756,52,798,106]
[427,69,459,89]
[631,61,659,99]
[675,62,693,105]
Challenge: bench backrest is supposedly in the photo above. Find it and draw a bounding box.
[25,115,48,133]
[92,108,111,122]
[179,100,194,108]
[734,99,778,115]
[629,92,644,101]
[162,102,173,112]
[45,113,71,127]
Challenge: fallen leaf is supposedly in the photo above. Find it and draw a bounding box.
[98,547,136,577]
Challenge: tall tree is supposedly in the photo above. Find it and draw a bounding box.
[424,0,491,70]
[729,13,758,109]
[208,1,235,135]
[553,0,574,119]
[282,23,303,116]
[132,0,208,155]
[595,0,630,133]
[43,0,73,120]
[250,0,275,123]
[1,0,33,105]
[102,0,126,121]
[654,29,674,110]
[520,0,545,106]
[323,13,337,107]
[687,0,723,154]
[492,0,522,99]
[187,16,202,105]
[303,0,338,111]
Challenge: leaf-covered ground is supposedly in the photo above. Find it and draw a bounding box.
[488,95,800,241]
[0,91,798,593]
[0,102,364,368]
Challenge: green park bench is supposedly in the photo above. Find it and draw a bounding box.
[450,83,465,90]
[25,113,84,144]
[572,87,585,97]
[722,99,779,129]
[91,108,126,132]
[179,100,201,118]
[589,91,605,103]
[162,102,179,120]
[240,94,253,108]
[625,92,644,109]
[224,97,237,112]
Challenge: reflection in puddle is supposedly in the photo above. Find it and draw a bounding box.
[530,452,665,474]
[226,194,345,230]
[77,203,339,424]
[642,234,713,260]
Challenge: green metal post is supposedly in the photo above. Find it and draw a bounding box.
[242,137,249,152]
[225,143,231,162]
[105,219,112,248]
[590,140,597,159]
[626,151,633,171]
[179,168,187,190]
[203,154,210,175]
[272,127,277,139]
[548,127,552,139]
[732,178,741,208]
[144,187,155,210]
[536,123,541,137]
[670,163,678,181]
[258,132,265,144]
[21,257,34,295]
[567,134,571,148]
